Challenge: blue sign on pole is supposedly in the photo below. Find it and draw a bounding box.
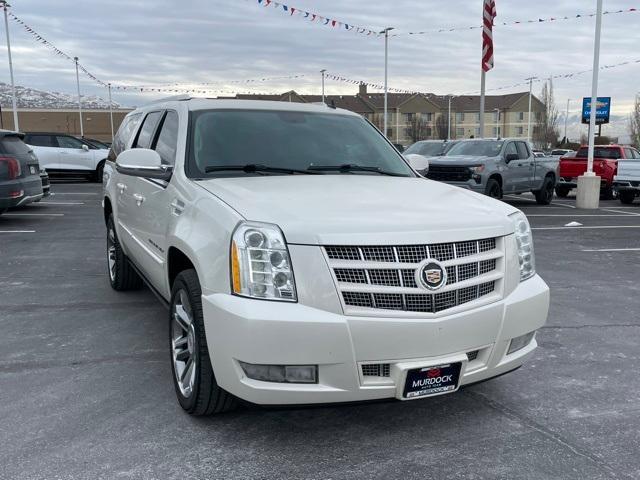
[582,97,611,125]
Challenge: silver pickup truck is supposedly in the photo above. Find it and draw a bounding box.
[613,159,640,205]
[425,138,559,205]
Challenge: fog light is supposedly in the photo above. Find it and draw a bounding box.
[507,331,536,355]
[239,361,318,384]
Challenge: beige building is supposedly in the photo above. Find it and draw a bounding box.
[232,85,544,146]
[0,108,132,141]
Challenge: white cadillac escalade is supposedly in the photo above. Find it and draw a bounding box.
[102,98,549,415]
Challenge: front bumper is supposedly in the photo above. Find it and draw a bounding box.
[202,275,549,405]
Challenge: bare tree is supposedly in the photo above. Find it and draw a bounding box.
[435,114,448,140]
[533,80,560,148]
[629,94,640,147]
[407,115,430,143]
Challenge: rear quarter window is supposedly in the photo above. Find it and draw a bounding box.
[0,136,32,155]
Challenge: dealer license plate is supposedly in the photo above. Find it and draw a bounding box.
[30,165,37,175]
[403,362,462,399]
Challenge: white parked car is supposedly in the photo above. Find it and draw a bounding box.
[24,132,109,182]
[103,98,550,415]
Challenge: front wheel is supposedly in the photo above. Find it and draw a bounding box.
[555,186,570,198]
[534,176,555,205]
[485,178,502,199]
[93,161,105,183]
[170,269,237,416]
[620,191,636,205]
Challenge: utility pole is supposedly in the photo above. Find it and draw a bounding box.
[320,69,326,104]
[526,77,536,144]
[2,1,18,131]
[74,57,84,137]
[108,83,114,142]
[447,95,452,141]
[577,0,604,209]
[380,27,394,138]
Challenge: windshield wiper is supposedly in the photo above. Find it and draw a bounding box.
[307,164,406,177]
[205,164,321,175]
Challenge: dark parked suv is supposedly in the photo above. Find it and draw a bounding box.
[0,130,43,215]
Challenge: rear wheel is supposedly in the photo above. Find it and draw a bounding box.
[555,186,570,198]
[106,214,143,291]
[620,191,636,205]
[534,176,555,205]
[601,186,616,200]
[93,161,105,183]
[485,178,502,199]
[170,269,237,416]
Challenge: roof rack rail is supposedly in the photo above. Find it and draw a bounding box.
[143,94,192,106]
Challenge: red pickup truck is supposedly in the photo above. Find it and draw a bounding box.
[556,145,640,199]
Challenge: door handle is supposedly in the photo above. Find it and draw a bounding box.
[170,199,185,216]
[133,193,145,206]
[116,183,127,194]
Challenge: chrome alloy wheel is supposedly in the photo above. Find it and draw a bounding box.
[172,290,197,398]
[107,225,117,282]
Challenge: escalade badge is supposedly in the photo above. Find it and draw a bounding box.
[417,260,447,291]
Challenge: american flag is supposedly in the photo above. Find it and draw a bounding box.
[482,0,497,72]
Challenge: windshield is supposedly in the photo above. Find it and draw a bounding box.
[405,142,445,156]
[576,147,621,159]
[187,109,414,178]
[445,140,504,157]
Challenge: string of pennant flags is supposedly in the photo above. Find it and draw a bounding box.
[397,7,638,36]
[114,75,307,91]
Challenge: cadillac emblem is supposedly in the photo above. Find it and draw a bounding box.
[417,260,447,291]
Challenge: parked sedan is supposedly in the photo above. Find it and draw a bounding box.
[0,130,43,215]
[405,140,458,157]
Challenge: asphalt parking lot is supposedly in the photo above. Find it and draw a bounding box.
[1,182,639,480]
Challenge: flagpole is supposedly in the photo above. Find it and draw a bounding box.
[74,56,84,137]
[2,1,18,131]
[381,27,394,138]
[108,83,114,142]
[526,77,534,143]
[320,69,326,104]
[479,71,486,139]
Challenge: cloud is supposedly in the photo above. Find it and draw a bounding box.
[1,0,637,139]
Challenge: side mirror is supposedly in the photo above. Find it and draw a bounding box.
[116,148,172,180]
[81,144,90,152]
[505,153,519,162]
[404,153,430,176]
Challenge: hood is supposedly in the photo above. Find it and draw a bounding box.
[196,175,517,245]
[428,155,494,166]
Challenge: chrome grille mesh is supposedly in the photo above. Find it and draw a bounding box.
[326,238,502,314]
[362,363,391,377]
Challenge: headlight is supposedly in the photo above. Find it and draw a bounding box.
[470,165,485,174]
[230,221,297,301]
[510,211,535,281]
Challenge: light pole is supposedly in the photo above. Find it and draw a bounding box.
[564,98,570,143]
[525,76,536,143]
[576,0,603,209]
[380,27,394,138]
[74,56,84,137]
[107,83,114,142]
[446,95,456,141]
[2,1,18,131]
[320,69,326,104]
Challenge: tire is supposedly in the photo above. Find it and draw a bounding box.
[620,191,635,205]
[106,214,143,291]
[601,186,616,200]
[170,269,237,416]
[485,178,502,199]
[93,161,105,183]
[534,176,555,205]
[555,187,570,198]
[0,208,6,216]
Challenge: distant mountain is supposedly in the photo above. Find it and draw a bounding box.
[0,82,120,109]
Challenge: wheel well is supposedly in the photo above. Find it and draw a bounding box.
[103,197,112,226]
[97,159,106,171]
[545,172,556,182]
[488,174,502,187]
[168,247,195,289]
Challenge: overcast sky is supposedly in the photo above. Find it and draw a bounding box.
[3,0,639,139]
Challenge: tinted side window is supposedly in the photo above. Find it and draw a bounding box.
[516,142,530,159]
[134,111,163,149]
[624,148,634,159]
[1,136,32,155]
[25,135,57,147]
[153,111,179,165]
[111,113,143,159]
[56,136,85,149]
[504,142,518,158]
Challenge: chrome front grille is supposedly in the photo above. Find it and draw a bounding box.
[324,238,503,315]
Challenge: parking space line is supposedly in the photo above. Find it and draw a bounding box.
[51,192,98,196]
[526,214,635,217]
[504,195,576,209]
[533,225,640,230]
[0,230,36,233]
[37,201,85,205]
[601,208,640,216]
[3,213,64,217]
[581,247,640,252]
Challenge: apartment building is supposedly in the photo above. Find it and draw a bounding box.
[232,84,544,146]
